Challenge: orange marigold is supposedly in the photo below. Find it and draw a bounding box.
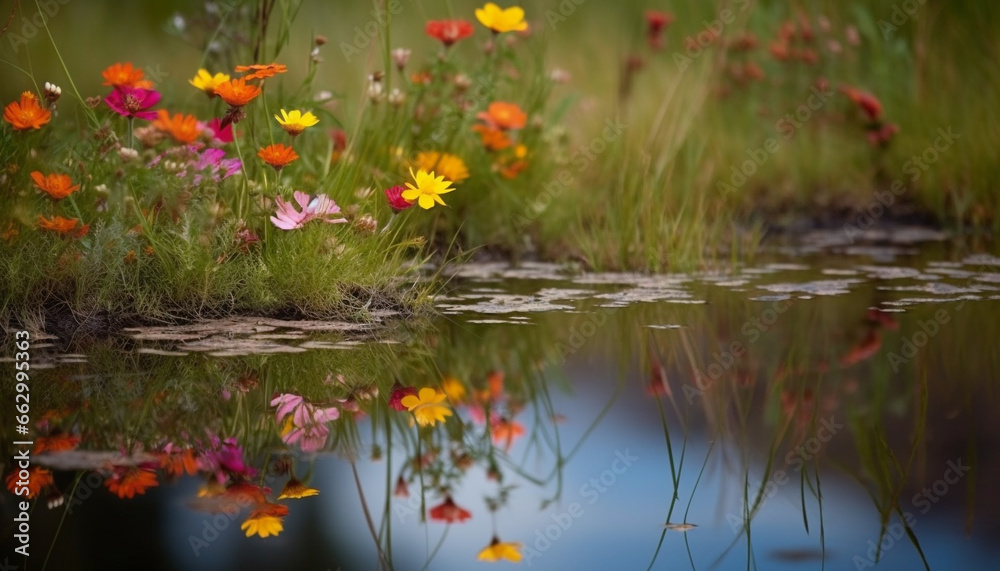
[5,466,54,499]
[101,62,153,88]
[4,91,52,131]
[214,78,262,107]
[105,467,159,499]
[37,215,89,238]
[31,171,81,200]
[258,144,298,169]
[235,63,288,81]
[153,110,203,144]
[477,102,527,130]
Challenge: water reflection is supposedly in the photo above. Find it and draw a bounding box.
[2,244,999,570]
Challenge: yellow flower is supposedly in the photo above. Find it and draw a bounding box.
[441,376,467,403]
[274,109,320,136]
[475,3,528,33]
[240,514,284,538]
[414,151,469,183]
[188,69,230,96]
[402,168,455,210]
[478,537,524,562]
[400,387,453,426]
[277,478,319,499]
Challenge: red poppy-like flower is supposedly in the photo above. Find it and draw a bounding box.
[429,495,472,523]
[3,91,52,131]
[384,186,415,214]
[425,20,475,47]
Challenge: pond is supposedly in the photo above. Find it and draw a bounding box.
[3,227,999,570]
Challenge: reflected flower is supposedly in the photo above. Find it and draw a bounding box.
[5,466,53,499]
[429,495,472,523]
[491,417,525,451]
[159,447,199,477]
[223,481,270,504]
[441,376,467,403]
[477,536,523,562]
[277,478,319,499]
[394,475,409,497]
[271,393,340,453]
[105,466,159,499]
[33,432,81,454]
[201,437,256,481]
[389,384,418,411]
[400,387,453,426]
[241,503,289,538]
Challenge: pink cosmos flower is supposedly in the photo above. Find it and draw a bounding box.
[271,393,340,453]
[199,436,257,482]
[384,185,414,213]
[104,86,161,120]
[207,117,234,143]
[270,191,348,230]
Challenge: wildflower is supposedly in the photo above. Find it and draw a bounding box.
[477,101,527,130]
[241,503,289,538]
[119,147,139,161]
[274,109,319,136]
[277,478,320,499]
[43,82,62,103]
[159,447,199,477]
[645,10,674,50]
[207,117,234,143]
[37,215,89,238]
[33,433,80,454]
[223,481,270,505]
[491,418,525,451]
[214,78,262,107]
[389,384,418,411]
[388,88,406,107]
[270,191,348,230]
[441,377,467,403]
[475,3,528,34]
[153,110,203,144]
[6,466,53,499]
[4,91,52,130]
[271,393,341,452]
[425,19,475,47]
[354,214,378,234]
[101,62,152,88]
[400,387,453,426]
[414,151,469,183]
[428,495,472,523]
[330,129,347,161]
[391,48,411,71]
[868,123,899,148]
[403,168,456,210]
[104,466,159,499]
[258,143,299,170]
[105,86,161,120]
[478,536,524,562]
[188,69,230,96]
[31,171,81,200]
[200,437,257,481]
[235,63,288,80]
[472,124,512,151]
[841,86,883,122]
[394,476,409,497]
[1,222,18,242]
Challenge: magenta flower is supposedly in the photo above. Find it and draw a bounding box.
[270,191,348,230]
[104,86,161,120]
[271,393,340,453]
[384,185,414,212]
[207,117,234,143]
[199,436,257,482]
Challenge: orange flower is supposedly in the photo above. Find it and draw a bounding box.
[235,63,288,81]
[429,495,472,523]
[34,433,81,454]
[4,91,52,131]
[224,481,270,504]
[491,418,525,450]
[1,222,18,242]
[477,102,526,130]
[37,215,89,238]
[258,143,298,169]
[214,78,262,107]
[105,466,159,499]
[101,62,153,88]
[6,466,54,499]
[31,171,81,200]
[472,124,512,151]
[160,448,199,477]
[153,110,203,144]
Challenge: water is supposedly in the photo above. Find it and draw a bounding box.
[3,229,999,570]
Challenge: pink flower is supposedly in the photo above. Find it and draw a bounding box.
[207,117,234,143]
[388,384,418,411]
[271,393,340,453]
[270,191,348,230]
[104,86,161,120]
[199,436,257,482]
[384,185,414,213]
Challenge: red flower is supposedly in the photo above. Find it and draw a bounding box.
[840,86,883,123]
[426,20,474,47]
[645,11,674,50]
[429,495,472,523]
[388,384,418,410]
[384,186,414,213]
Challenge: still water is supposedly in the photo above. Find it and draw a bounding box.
[3,229,999,570]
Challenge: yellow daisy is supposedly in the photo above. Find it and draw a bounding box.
[274,109,320,136]
[400,387,453,426]
[188,69,230,96]
[402,168,455,210]
[475,3,528,33]
[414,151,469,183]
